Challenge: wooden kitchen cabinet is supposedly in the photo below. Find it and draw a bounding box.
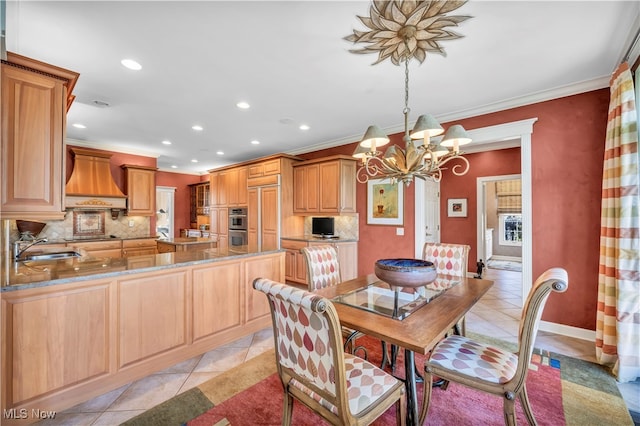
[227,166,248,207]
[1,53,79,220]
[119,270,189,368]
[189,182,210,228]
[281,239,358,285]
[122,165,157,216]
[293,163,319,213]
[293,156,356,215]
[122,238,157,257]
[192,261,242,340]
[248,158,281,178]
[67,240,123,258]
[1,280,111,407]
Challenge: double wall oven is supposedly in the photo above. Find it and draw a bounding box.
[228,207,248,252]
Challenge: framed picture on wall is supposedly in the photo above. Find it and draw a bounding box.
[447,198,467,217]
[367,178,404,225]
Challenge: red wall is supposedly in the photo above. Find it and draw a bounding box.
[302,88,609,331]
[156,171,205,236]
[440,148,521,265]
[66,145,202,236]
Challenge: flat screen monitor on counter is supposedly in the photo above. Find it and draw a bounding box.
[312,217,335,238]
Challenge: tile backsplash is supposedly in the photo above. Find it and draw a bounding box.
[7,212,151,243]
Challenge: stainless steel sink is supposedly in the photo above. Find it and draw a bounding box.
[21,251,81,261]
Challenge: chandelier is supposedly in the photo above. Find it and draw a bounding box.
[345,1,473,186]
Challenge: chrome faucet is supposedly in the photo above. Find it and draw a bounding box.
[13,237,49,261]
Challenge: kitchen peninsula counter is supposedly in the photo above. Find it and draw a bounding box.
[156,236,218,253]
[2,246,253,291]
[1,249,284,423]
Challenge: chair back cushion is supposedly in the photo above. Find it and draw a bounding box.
[302,245,342,291]
[253,278,340,396]
[422,243,470,277]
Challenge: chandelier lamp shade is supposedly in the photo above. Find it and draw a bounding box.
[345,0,473,186]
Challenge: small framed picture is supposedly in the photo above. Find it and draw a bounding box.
[447,198,467,217]
[367,178,404,225]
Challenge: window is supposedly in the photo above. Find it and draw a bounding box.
[499,214,522,246]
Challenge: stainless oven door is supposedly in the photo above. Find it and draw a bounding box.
[228,230,248,252]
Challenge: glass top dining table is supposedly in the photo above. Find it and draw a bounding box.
[315,273,494,426]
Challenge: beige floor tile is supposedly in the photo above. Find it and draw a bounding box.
[108,373,189,411]
[178,371,223,394]
[154,354,202,375]
[62,383,130,414]
[193,346,249,373]
[36,412,100,425]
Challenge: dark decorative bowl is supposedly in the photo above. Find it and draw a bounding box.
[16,220,46,237]
[374,258,437,290]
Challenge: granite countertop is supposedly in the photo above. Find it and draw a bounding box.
[157,237,218,245]
[30,235,159,245]
[281,235,359,243]
[1,247,280,292]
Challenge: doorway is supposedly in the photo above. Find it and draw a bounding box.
[156,186,176,239]
[414,118,536,306]
[477,175,522,275]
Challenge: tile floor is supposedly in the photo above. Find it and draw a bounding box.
[37,267,639,425]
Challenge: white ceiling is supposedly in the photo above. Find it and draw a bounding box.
[5,1,640,175]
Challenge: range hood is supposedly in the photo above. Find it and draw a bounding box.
[65,148,127,209]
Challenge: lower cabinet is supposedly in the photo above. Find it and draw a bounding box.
[2,281,111,406]
[119,270,189,368]
[122,238,157,257]
[67,240,123,259]
[281,239,358,286]
[0,251,284,423]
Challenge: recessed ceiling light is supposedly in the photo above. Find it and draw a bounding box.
[192,125,203,131]
[121,59,142,71]
[161,140,172,145]
[191,159,198,163]
[299,124,310,131]
[72,123,86,129]
[236,101,250,109]
[171,165,177,169]
[216,151,224,155]
[251,140,260,145]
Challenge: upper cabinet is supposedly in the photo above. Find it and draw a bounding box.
[122,165,157,216]
[1,53,79,220]
[293,156,356,215]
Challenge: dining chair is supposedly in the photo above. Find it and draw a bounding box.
[253,278,406,426]
[301,244,365,356]
[419,267,569,426]
[422,242,471,335]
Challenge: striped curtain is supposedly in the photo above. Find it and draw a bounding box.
[596,62,640,383]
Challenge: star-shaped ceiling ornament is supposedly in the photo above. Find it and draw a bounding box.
[345,0,472,66]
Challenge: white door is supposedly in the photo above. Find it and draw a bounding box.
[424,179,440,244]
[414,179,440,258]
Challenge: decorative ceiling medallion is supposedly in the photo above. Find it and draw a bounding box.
[344,0,472,65]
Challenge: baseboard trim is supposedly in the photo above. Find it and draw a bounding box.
[539,320,595,342]
[489,255,522,262]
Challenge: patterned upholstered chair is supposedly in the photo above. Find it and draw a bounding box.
[301,244,342,291]
[419,268,569,426]
[301,245,364,355]
[422,242,471,335]
[253,278,406,426]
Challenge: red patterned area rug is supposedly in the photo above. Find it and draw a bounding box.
[124,334,633,426]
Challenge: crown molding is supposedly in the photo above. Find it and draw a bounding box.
[285,76,609,156]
